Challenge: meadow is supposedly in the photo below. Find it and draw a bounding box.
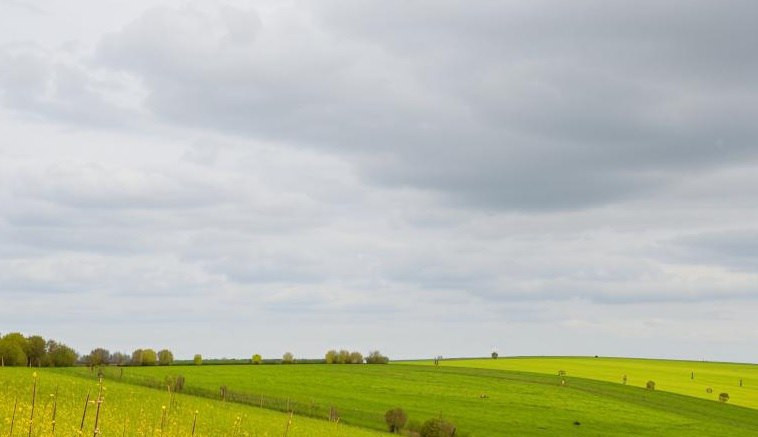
[403,357,758,409]
[60,361,758,436]
[0,367,382,436]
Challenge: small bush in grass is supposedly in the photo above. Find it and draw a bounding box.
[706,387,713,394]
[420,418,456,437]
[385,408,408,433]
[646,380,655,390]
[719,393,730,403]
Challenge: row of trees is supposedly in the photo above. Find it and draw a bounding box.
[80,348,175,366]
[0,332,77,367]
[131,348,174,366]
[325,349,389,364]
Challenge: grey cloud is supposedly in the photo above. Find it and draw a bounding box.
[668,230,758,272]
[84,1,758,211]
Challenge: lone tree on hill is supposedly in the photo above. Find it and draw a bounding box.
[252,354,262,364]
[385,408,408,433]
[194,354,202,365]
[491,351,498,359]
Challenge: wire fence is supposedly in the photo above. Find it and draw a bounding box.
[86,366,387,431]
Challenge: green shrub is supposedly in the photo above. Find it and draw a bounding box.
[719,392,730,403]
[252,354,262,365]
[420,418,456,437]
[194,354,202,365]
[646,380,655,390]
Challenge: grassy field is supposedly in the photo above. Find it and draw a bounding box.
[403,357,758,409]
[61,362,758,436]
[0,367,382,436]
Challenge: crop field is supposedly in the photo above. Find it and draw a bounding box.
[60,362,758,436]
[403,357,758,409]
[0,367,381,436]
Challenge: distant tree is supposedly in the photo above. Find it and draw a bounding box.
[325,350,337,364]
[252,354,262,365]
[158,349,174,366]
[26,335,47,366]
[88,348,111,366]
[0,333,28,366]
[337,349,350,364]
[349,351,364,364]
[0,338,27,366]
[131,349,144,366]
[420,418,456,437]
[282,352,294,364]
[141,349,158,366]
[194,354,203,365]
[491,351,498,359]
[365,351,389,364]
[385,408,408,433]
[45,341,77,367]
[646,380,656,390]
[719,392,730,403]
[110,352,129,366]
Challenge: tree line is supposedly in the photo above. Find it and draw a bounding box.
[83,348,175,366]
[325,349,389,364]
[0,332,77,367]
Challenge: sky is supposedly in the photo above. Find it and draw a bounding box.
[1,0,757,362]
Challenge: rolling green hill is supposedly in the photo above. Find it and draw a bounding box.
[403,356,758,409]
[60,362,758,436]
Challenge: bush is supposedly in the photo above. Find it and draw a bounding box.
[491,351,498,359]
[252,354,262,365]
[164,374,186,392]
[365,350,389,364]
[646,380,655,390]
[719,392,730,403]
[282,352,294,364]
[194,354,202,365]
[385,408,408,433]
[420,418,456,437]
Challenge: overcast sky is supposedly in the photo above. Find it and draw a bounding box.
[1,0,757,362]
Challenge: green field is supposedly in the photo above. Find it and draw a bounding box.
[403,357,758,409]
[60,361,758,436]
[0,367,381,436]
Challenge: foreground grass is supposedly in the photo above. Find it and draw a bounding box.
[0,367,382,436]
[403,357,758,409]
[64,363,758,436]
